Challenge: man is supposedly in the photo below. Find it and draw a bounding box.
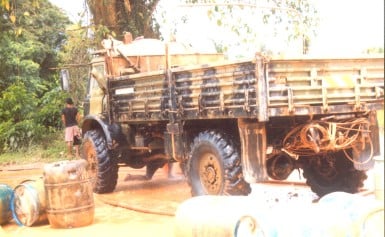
[61,97,81,158]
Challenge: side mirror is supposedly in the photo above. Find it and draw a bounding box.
[60,69,70,91]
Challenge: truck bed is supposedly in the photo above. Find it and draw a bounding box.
[108,55,384,123]
[268,56,384,116]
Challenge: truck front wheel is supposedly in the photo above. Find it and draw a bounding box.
[187,130,251,196]
[82,129,118,194]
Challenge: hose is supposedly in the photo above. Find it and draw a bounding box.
[95,194,175,217]
[283,117,374,164]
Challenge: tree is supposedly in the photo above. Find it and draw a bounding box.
[86,0,161,40]
[155,0,319,56]
[58,24,91,105]
[85,0,318,55]
[0,0,70,91]
[0,0,71,152]
[0,0,40,32]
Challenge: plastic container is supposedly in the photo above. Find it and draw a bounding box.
[11,178,47,226]
[175,192,384,237]
[43,159,94,228]
[317,192,384,237]
[175,195,268,237]
[0,184,13,224]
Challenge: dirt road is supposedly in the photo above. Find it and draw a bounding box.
[0,156,383,237]
[0,165,190,237]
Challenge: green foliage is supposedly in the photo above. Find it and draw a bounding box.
[0,82,69,153]
[365,47,384,54]
[0,0,72,154]
[86,0,161,40]
[59,24,91,104]
[0,131,66,165]
[0,119,42,152]
[0,83,36,122]
[0,38,41,92]
[36,88,69,130]
[156,0,319,56]
[0,83,45,152]
[125,0,161,39]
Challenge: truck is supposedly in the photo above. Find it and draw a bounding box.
[78,34,384,198]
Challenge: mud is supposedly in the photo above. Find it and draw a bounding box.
[0,156,382,237]
[0,165,190,237]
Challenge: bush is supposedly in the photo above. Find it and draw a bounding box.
[36,88,68,130]
[0,83,69,153]
[0,120,43,152]
[0,131,66,165]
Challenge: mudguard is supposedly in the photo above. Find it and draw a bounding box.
[81,115,125,150]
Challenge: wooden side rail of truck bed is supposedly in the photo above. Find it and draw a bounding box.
[107,55,384,123]
[268,56,384,116]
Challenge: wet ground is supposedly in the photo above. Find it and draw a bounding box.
[0,146,383,236]
[0,164,192,237]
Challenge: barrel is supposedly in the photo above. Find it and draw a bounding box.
[264,192,384,237]
[175,195,271,237]
[317,192,384,237]
[0,184,13,224]
[175,193,384,237]
[43,159,94,228]
[175,195,351,237]
[11,178,47,226]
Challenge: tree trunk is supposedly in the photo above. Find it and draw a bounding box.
[86,0,159,39]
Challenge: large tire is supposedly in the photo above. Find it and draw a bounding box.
[82,129,118,194]
[187,130,251,196]
[302,151,367,197]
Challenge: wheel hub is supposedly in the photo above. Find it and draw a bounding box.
[203,166,217,184]
[199,153,222,194]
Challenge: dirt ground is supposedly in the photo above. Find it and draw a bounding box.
[0,145,383,237]
[0,165,190,237]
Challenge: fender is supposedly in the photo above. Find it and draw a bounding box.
[81,115,125,150]
[237,119,269,183]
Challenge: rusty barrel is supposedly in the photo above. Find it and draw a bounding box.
[0,184,13,224]
[43,159,94,228]
[11,178,48,226]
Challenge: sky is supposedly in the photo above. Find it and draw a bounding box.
[311,0,384,55]
[49,0,85,22]
[49,0,384,57]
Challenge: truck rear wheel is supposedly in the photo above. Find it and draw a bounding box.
[187,130,251,196]
[82,129,118,194]
[302,151,367,197]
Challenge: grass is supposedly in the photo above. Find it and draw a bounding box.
[0,131,67,166]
